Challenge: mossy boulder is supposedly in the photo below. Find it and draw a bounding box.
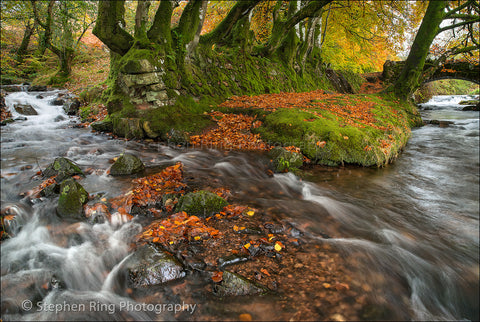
[43,157,84,182]
[123,244,185,287]
[109,153,145,176]
[176,191,228,218]
[57,178,89,220]
[268,147,304,173]
[91,119,113,132]
[213,270,268,297]
[112,117,145,139]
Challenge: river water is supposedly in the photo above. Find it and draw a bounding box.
[1,91,478,321]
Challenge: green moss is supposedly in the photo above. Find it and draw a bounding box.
[255,94,420,167]
[176,190,228,218]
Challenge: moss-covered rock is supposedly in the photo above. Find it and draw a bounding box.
[268,147,304,173]
[109,153,145,176]
[57,178,89,220]
[43,157,84,182]
[213,270,268,297]
[176,191,228,217]
[112,117,145,139]
[91,119,113,132]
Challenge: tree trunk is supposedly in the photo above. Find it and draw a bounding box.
[93,0,133,56]
[179,0,208,58]
[393,0,448,100]
[16,20,36,64]
[147,0,174,53]
[260,0,332,57]
[135,0,151,40]
[31,0,54,57]
[200,0,258,46]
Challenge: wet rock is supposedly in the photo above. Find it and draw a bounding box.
[458,100,479,105]
[51,97,65,106]
[176,191,228,218]
[53,115,66,122]
[235,226,263,235]
[166,128,190,145]
[40,182,60,197]
[14,116,27,121]
[213,271,267,297]
[56,178,89,220]
[124,244,185,287]
[218,254,249,269]
[268,147,303,173]
[27,85,48,92]
[43,157,84,182]
[14,103,38,115]
[1,270,52,314]
[109,153,145,176]
[425,120,454,127]
[63,98,81,115]
[462,103,479,111]
[1,85,23,92]
[91,119,113,132]
[1,119,14,126]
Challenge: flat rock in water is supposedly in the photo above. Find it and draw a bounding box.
[123,244,185,287]
[14,104,38,116]
[109,153,145,176]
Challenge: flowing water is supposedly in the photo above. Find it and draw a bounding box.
[1,91,479,321]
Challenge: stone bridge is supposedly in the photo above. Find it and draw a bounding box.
[382,60,480,85]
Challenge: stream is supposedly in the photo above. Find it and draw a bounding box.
[1,90,479,321]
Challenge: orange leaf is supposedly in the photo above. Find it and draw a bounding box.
[212,271,223,283]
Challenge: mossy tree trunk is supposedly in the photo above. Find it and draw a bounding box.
[31,0,54,58]
[393,0,448,100]
[260,0,332,58]
[16,20,36,65]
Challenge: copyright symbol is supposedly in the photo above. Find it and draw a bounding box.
[22,300,33,311]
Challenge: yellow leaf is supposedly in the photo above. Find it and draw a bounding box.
[274,242,282,252]
[323,282,331,288]
[244,243,251,249]
[246,210,255,216]
[194,236,201,241]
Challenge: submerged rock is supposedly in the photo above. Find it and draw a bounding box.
[56,178,89,220]
[109,153,145,176]
[1,269,52,314]
[14,103,38,116]
[268,147,304,173]
[123,243,185,287]
[176,191,228,217]
[213,270,267,297]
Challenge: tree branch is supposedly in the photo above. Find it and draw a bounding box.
[93,0,133,55]
[437,18,480,34]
